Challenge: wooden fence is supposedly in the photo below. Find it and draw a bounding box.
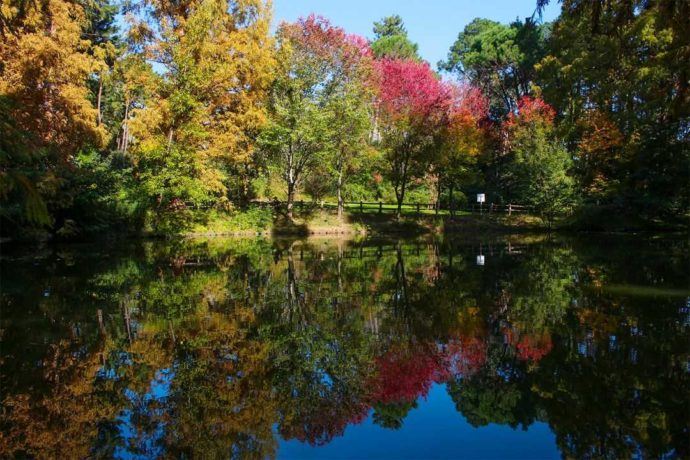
[248,199,531,215]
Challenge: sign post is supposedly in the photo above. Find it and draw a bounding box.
[477,193,485,215]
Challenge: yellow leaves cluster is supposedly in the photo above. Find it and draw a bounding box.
[0,0,107,155]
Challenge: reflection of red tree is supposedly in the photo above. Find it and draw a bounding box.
[515,334,553,362]
[369,344,450,404]
[504,328,553,362]
[445,337,488,377]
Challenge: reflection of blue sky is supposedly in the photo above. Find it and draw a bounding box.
[106,369,560,459]
[277,383,559,460]
[114,368,174,460]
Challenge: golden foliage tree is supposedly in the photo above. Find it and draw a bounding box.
[0,0,107,224]
[126,0,275,210]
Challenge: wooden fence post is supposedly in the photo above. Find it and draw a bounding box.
[379,201,383,214]
[360,200,363,212]
[416,203,421,215]
[508,203,512,216]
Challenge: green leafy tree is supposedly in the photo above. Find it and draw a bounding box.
[536,0,689,223]
[261,16,372,220]
[440,18,549,117]
[503,96,577,225]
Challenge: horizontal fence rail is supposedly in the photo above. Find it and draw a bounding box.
[248,199,532,215]
[179,198,532,215]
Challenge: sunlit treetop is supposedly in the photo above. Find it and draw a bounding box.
[370,14,420,60]
[375,58,450,124]
[507,96,556,127]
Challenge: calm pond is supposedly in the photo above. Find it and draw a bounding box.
[1,235,688,459]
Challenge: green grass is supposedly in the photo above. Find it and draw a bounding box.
[188,207,273,234]
[166,203,541,237]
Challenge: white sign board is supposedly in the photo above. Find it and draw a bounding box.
[477,193,485,203]
[476,255,485,266]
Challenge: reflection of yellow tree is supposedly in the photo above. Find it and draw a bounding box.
[100,267,279,458]
[159,307,278,458]
[1,339,121,458]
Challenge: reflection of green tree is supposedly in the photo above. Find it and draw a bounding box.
[449,371,538,430]
[529,290,690,459]
[503,243,577,333]
[261,243,375,446]
[372,401,417,429]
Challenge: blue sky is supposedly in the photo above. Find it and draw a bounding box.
[273,0,561,68]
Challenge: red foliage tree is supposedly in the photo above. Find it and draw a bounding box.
[375,59,451,218]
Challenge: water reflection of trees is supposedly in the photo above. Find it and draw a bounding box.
[1,236,687,458]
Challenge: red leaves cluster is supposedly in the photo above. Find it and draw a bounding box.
[280,15,372,76]
[448,83,490,121]
[515,334,553,362]
[375,59,450,124]
[375,58,489,150]
[507,96,556,127]
[368,344,449,404]
[504,327,554,362]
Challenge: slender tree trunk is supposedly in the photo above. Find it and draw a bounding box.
[394,148,411,220]
[337,162,344,221]
[286,181,295,220]
[436,175,442,215]
[395,186,404,220]
[285,143,296,221]
[449,184,454,217]
[120,98,130,153]
[395,165,406,220]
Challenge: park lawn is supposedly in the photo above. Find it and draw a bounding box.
[176,204,534,237]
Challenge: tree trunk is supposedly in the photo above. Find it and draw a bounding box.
[337,163,344,221]
[120,98,130,153]
[395,179,406,220]
[396,190,403,220]
[449,184,454,217]
[436,176,442,215]
[286,181,295,220]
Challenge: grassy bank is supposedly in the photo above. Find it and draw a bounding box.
[176,205,549,238]
[11,203,684,243]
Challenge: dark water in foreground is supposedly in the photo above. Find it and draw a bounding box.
[0,235,688,459]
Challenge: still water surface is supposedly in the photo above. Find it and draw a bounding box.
[1,235,688,459]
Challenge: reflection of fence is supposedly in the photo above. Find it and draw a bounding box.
[250,200,532,215]
[167,241,531,268]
